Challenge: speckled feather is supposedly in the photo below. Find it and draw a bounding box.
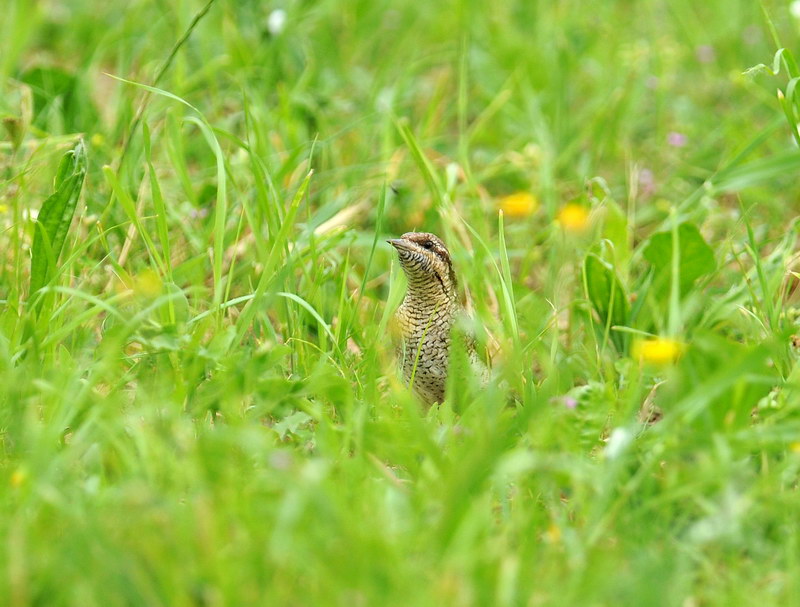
[388,232,474,405]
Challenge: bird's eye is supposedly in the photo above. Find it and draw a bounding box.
[422,240,434,250]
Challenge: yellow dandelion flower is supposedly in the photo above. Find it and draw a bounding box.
[133,268,162,298]
[633,337,684,365]
[498,191,538,218]
[790,442,800,454]
[557,203,590,232]
[544,523,562,544]
[0,203,8,214]
[10,468,27,487]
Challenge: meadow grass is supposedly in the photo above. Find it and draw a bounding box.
[3,0,800,605]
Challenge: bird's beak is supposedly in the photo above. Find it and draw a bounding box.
[387,238,407,250]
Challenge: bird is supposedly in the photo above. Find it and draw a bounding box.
[387,231,480,406]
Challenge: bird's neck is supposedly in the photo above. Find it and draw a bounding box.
[402,279,457,313]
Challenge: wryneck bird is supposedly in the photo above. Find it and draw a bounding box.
[388,231,480,406]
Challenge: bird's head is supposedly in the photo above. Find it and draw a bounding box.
[388,232,457,299]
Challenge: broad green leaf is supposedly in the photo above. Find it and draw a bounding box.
[29,140,87,298]
[659,332,778,432]
[19,66,99,133]
[273,411,313,440]
[584,253,629,353]
[642,222,715,294]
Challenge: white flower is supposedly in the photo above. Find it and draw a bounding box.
[604,427,633,459]
[267,9,287,35]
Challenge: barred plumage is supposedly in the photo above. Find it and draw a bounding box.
[388,232,466,405]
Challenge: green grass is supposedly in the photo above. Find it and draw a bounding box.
[3,0,800,604]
